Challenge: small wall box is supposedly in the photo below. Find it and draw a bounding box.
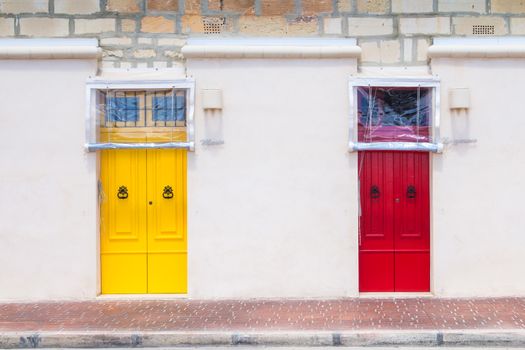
[202,89,223,110]
[449,88,470,110]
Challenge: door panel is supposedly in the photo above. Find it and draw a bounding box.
[100,149,148,294]
[393,152,430,291]
[394,152,430,250]
[147,149,187,293]
[359,252,394,292]
[359,152,395,292]
[395,252,430,292]
[359,152,394,250]
[359,151,430,292]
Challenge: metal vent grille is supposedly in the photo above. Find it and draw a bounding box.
[472,25,495,35]
[203,17,225,34]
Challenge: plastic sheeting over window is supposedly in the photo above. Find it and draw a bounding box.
[85,80,195,151]
[349,78,442,153]
[357,86,432,143]
[100,89,186,127]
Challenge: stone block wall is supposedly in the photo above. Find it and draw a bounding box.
[0,0,524,68]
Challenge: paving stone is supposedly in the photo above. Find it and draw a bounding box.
[357,0,389,14]
[416,38,430,61]
[121,19,137,32]
[348,17,394,36]
[392,0,433,13]
[19,17,69,36]
[164,50,183,59]
[141,16,176,33]
[0,17,14,36]
[324,17,342,35]
[138,37,153,44]
[492,0,525,14]
[75,18,116,34]
[287,17,318,35]
[338,0,352,12]
[0,0,48,13]
[107,0,141,12]
[148,0,178,12]
[153,61,168,68]
[208,0,255,14]
[157,38,186,46]
[100,37,133,45]
[55,0,100,14]
[511,17,525,34]
[180,15,205,33]
[438,0,486,13]
[103,49,124,58]
[184,0,201,14]
[302,0,333,14]
[379,39,401,63]
[238,15,288,35]
[399,16,451,35]
[134,49,157,58]
[261,0,295,16]
[403,38,413,62]
[0,298,523,332]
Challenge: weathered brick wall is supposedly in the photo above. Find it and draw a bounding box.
[0,0,524,68]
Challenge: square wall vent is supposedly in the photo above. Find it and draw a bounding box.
[203,17,225,35]
[472,25,495,35]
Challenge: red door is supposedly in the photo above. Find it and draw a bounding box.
[359,151,430,292]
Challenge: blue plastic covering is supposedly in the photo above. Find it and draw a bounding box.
[106,97,139,122]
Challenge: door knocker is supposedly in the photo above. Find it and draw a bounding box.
[407,185,416,199]
[117,186,128,199]
[163,185,174,199]
[370,185,380,199]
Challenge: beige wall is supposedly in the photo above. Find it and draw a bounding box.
[2,0,525,69]
[0,59,98,300]
[2,51,525,300]
[0,56,360,300]
[186,58,360,298]
[431,58,525,296]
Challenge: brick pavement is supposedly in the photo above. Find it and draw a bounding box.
[0,298,524,332]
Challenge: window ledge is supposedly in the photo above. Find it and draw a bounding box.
[349,142,443,153]
[86,142,194,152]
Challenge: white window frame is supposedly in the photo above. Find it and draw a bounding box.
[348,77,442,153]
[85,79,195,152]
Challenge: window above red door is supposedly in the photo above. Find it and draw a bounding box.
[349,78,441,153]
[357,86,432,143]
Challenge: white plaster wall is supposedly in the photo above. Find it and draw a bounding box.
[3,56,520,300]
[186,59,359,298]
[431,58,525,296]
[0,59,98,300]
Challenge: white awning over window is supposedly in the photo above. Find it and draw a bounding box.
[428,37,525,58]
[182,37,361,59]
[0,38,100,59]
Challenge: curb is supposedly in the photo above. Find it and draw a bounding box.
[1,330,525,348]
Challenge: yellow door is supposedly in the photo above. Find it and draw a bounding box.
[147,148,187,293]
[100,132,187,294]
[100,148,148,294]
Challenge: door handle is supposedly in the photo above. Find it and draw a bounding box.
[163,185,174,199]
[407,185,416,199]
[370,185,380,199]
[117,186,128,199]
